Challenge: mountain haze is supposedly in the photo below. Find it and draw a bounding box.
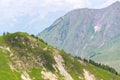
[38,1,120,73]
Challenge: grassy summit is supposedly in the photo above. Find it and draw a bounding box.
[0,32,120,80]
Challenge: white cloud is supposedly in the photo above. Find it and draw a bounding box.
[0,0,11,7]
[0,0,118,20]
[0,0,119,35]
[97,0,119,8]
[42,0,90,11]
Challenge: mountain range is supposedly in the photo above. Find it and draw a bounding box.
[38,1,120,73]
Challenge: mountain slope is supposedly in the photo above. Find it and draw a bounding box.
[38,1,120,73]
[0,32,120,80]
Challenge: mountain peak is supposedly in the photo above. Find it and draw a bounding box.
[110,1,120,7]
[39,0,120,74]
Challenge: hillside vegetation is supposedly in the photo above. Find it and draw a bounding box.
[0,32,120,80]
[38,2,120,73]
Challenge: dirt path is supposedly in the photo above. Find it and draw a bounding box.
[83,69,96,80]
[41,70,57,80]
[54,49,73,80]
[0,46,13,56]
[21,71,31,80]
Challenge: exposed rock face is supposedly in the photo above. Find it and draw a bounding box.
[0,32,120,79]
[38,2,120,73]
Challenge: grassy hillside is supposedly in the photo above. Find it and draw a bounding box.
[91,35,120,73]
[0,32,120,80]
[38,2,120,74]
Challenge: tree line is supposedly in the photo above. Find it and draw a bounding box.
[76,57,118,75]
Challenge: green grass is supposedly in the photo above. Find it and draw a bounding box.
[0,32,120,80]
[85,62,120,80]
[29,67,43,80]
[92,35,120,73]
[60,50,120,80]
[60,50,84,80]
[0,49,21,80]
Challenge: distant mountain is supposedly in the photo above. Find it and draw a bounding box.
[38,1,120,73]
[1,32,120,80]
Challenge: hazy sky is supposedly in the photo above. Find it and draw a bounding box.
[0,0,119,35]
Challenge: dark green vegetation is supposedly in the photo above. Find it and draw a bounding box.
[38,1,120,73]
[61,51,120,80]
[77,57,118,75]
[0,32,120,80]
